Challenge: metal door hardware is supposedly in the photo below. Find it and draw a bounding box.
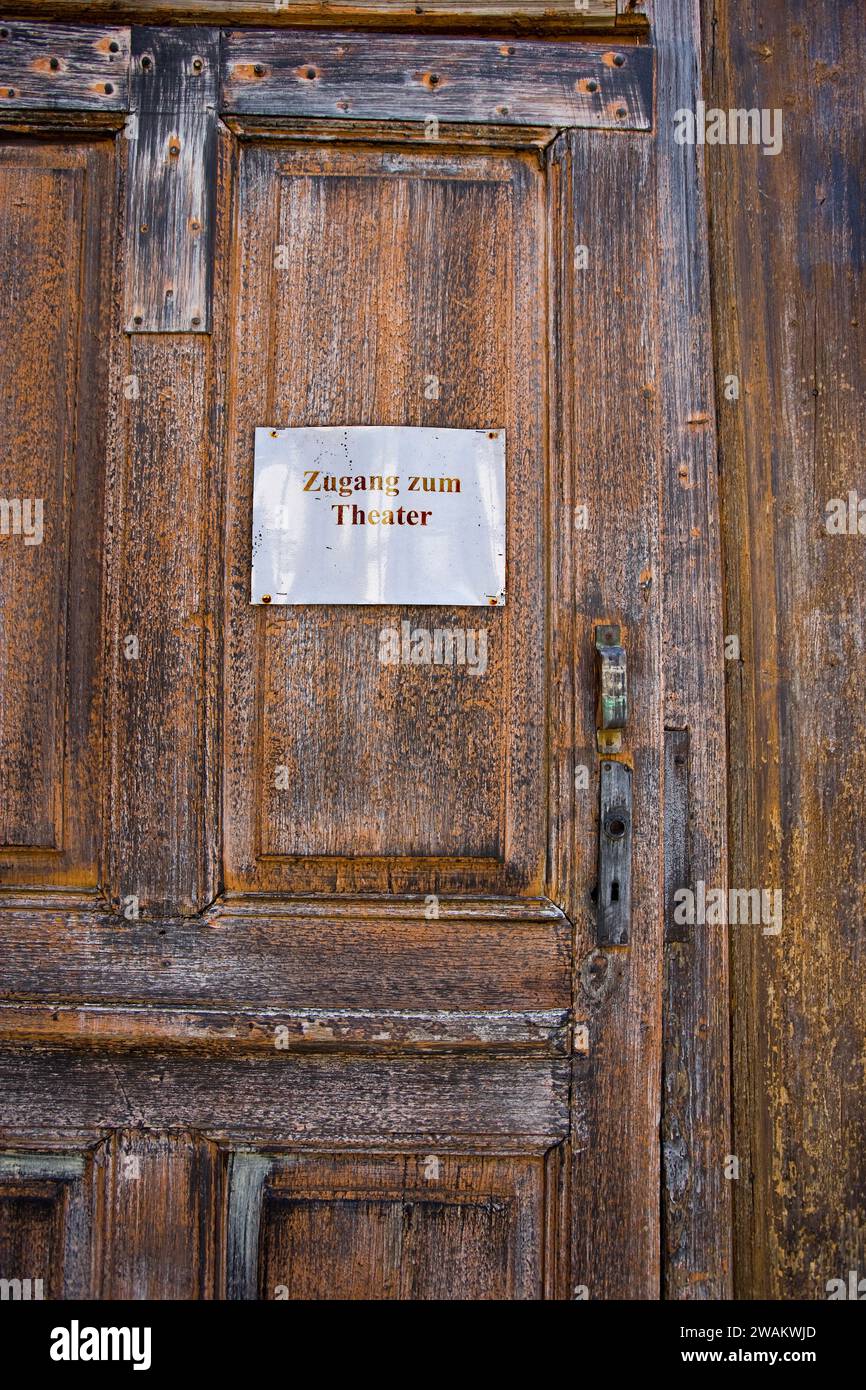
[595,623,627,753]
[597,759,632,946]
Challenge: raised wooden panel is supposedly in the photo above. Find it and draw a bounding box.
[0,1152,89,1299]
[0,139,113,884]
[230,1152,553,1300]
[225,139,546,896]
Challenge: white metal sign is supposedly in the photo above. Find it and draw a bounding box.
[250,426,506,606]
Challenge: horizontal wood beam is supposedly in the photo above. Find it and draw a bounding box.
[221,29,653,130]
[1,4,646,37]
[0,1002,571,1053]
[0,19,129,108]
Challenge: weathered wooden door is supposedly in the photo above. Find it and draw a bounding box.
[0,6,728,1301]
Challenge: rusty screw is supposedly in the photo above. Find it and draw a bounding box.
[168,137,181,156]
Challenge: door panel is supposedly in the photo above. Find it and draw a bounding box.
[0,139,113,884]
[256,1154,549,1301]
[225,140,547,894]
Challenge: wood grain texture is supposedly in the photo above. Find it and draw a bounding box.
[0,1003,571,1053]
[0,1149,92,1297]
[548,121,663,1298]
[106,125,229,915]
[0,21,128,110]
[95,1130,217,1298]
[0,138,114,886]
[257,1152,548,1300]
[0,900,571,1011]
[221,31,653,131]
[224,139,546,896]
[0,1047,571,1147]
[652,0,731,1300]
[124,26,218,332]
[705,0,866,1299]
[0,4,627,35]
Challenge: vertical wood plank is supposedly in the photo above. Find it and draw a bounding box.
[549,123,664,1299]
[107,125,229,915]
[124,27,218,332]
[651,0,732,1300]
[97,1130,217,1298]
[706,0,866,1299]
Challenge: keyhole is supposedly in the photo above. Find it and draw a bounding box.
[610,880,620,904]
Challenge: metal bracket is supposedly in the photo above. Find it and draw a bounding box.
[595,622,627,754]
[596,759,632,946]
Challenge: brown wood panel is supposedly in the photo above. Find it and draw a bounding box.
[0,1001,570,1053]
[652,0,731,1301]
[258,1153,546,1300]
[0,4,626,35]
[0,21,128,110]
[548,114,664,1299]
[124,26,218,332]
[706,0,866,1299]
[0,1048,571,1148]
[221,31,653,131]
[106,127,229,915]
[95,1131,217,1298]
[0,1186,64,1297]
[0,138,114,885]
[0,1151,91,1298]
[224,139,546,896]
[0,899,571,1011]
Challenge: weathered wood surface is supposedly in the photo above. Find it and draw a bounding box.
[221,31,653,131]
[706,0,866,1300]
[653,0,731,1300]
[124,26,218,332]
[0,1048,572,1146]
[548,121,664,1299]
[0,20,128,109]
[0,901,571,1010]
[0,138,114,887]
[224,140,546,896]
[0,1002,571,1052]
[96,1131,216,1298]
[1,4,628,35]
[106,125,229,914]
[256,1152,549,1300]
[0,1149,92,1298]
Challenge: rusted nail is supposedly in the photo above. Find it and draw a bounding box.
[141,55,152,70]
[253,63,265,76]
[140,222,149,234]
[49,57,60,71]
[168,137,181,156]
[104,83,114,95]
[586,79,599,94]
[617,106,627,118]
[109,40,120,54]
[192,57,203,72]
[613,53,626,67]
[305,67,317,80]
[191,314,201,326]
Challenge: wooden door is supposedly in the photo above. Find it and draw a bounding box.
[0,8,728,1302]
